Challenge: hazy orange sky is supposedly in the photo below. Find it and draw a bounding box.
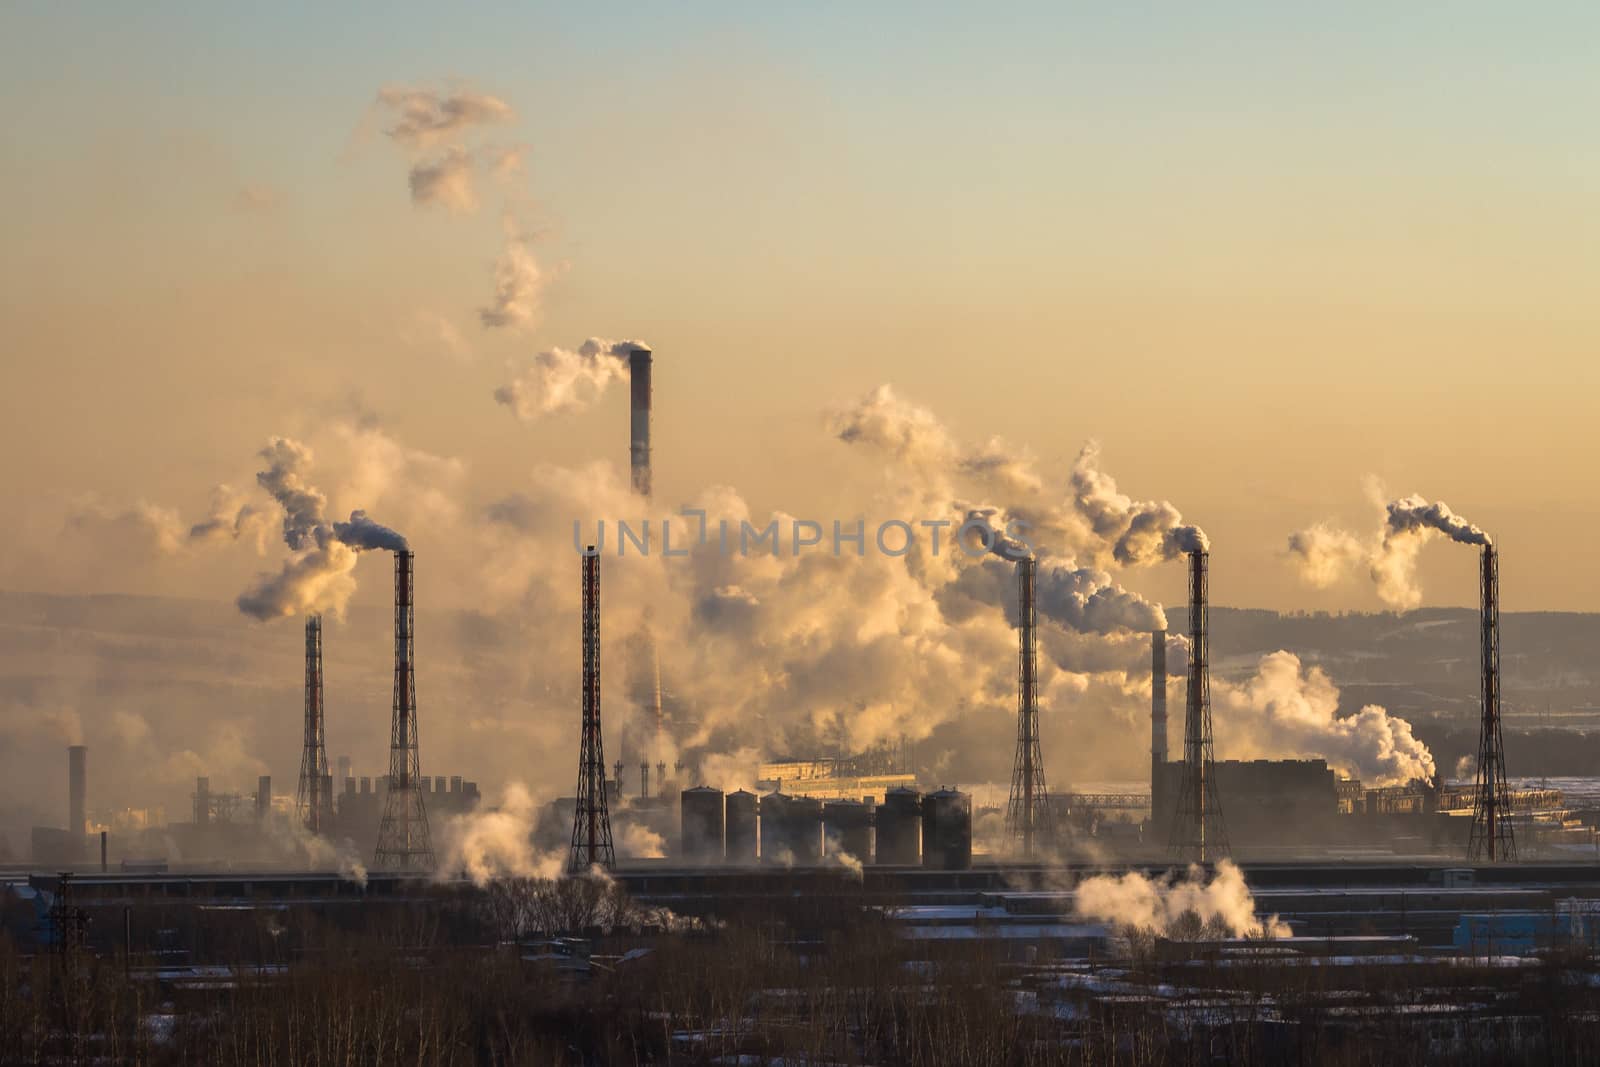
[2,3,1597,614]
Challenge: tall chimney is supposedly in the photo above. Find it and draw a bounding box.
[628,345,653,498]
[1005,557,1051,857]
[298,615,329,834]
[195,776,210,826]
[1151,630,1167,783]
[373,549,436,871]
[256,775,272,820]
[1169,549,1227,862]
[68,745,87,846]
[568,548,615,872]
[1468,543,1515,861]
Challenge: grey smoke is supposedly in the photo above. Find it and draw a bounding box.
[1384,494,1491,547]
[236,437,408,620]
[332,510,409,552]
[408,146,477,213]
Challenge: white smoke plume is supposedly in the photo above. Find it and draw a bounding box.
[829,385,1042,500]
[619,822,667,860]
[1073,860,1290,939]
[695,747,763,793]
[1070,442,1208,565]
[235,437,408,620]
[1215,651,1435,786]
[830,389,1205,571]
[436,781,564,886]
[1287,481,1492,610]
[1285,524,1365,589]
[494,337,649,418]
[477,224,548,330]
[939,556,1167,635]
[377,86,514,151]
[373,85,515,215]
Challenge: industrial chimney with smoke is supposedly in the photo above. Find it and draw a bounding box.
[1005,556,1052,857]
[1170,549,1227,862]
[628,344,653,498]
[628,343,667,754]
[1468,543,1515,861]
[374,550,435,872]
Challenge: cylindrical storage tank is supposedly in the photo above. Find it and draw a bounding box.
[759,792,792,863]
[875,787,922,865]
[921,789,972,870]
[786,796,824,865]
[680,786,726,864]
[822,799,872,861]
[725,790,759,863]
[761,793,823,865]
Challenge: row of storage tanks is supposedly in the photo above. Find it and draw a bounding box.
[679,786,972,869]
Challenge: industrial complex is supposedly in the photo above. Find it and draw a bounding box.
[7,344,1600,1066]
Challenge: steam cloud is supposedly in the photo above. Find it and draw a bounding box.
[1215,652,1435,786]
[1070,442,1208,565]
[236,437,408,620]
[478,225,547,330]
[1287,482,1492,609]
[436,782,563,886]
[374,86,514,214]
[408,146,478,213]
[1073,860,1290,939]
[495,338,650,418]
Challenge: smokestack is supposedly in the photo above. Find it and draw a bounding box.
[373,549,436,871]
[1005,557,1051,857]
[1469,543,1515,860]
[1151,630,1167,776]
[567,547,615,872]
[195,776,210,826]
[1170,549,1227,862]
[299,615,329,834]
[628,345,653,498]
[337,755,351,782]
[257,775,272,820]
[68,745,86,846]
[640,761,650,800]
